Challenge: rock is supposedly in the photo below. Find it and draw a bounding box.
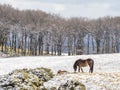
[58,80,86,90]
[57,70,68,75]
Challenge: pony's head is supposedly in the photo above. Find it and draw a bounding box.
[73,61,78,72]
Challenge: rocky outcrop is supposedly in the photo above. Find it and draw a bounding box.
[0,67,54,90]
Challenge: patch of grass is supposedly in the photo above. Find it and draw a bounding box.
[40,67,55,78]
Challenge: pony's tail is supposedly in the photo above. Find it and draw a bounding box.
[73,61,77,72]
[91,60,94,73]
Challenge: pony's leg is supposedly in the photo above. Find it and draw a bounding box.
[78,67,80,72]
[81,68,84,72]
[89,66,92,73]
[73,66,77,73]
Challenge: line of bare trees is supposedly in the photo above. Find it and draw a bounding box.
[0,4,120,56]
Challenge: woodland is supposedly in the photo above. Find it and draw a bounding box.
[0,4,120,56]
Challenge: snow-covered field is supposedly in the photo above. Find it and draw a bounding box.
[0,53,120,75]
[0,53,120,90]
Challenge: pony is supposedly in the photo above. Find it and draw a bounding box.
[73,58,94,73]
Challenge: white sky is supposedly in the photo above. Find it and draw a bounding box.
[0,0,120,18]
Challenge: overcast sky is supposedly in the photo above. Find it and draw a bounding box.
[0,0,120,18]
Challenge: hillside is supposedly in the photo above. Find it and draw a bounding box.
[0,53,120,90]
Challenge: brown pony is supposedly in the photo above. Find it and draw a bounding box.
[73,58,94,73]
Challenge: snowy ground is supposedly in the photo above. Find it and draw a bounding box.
[44,72,120,90]
[0,53,120,90]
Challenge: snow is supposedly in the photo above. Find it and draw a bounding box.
[0,53,120,90]
[0,53,120,75]
[44,72,120,90]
